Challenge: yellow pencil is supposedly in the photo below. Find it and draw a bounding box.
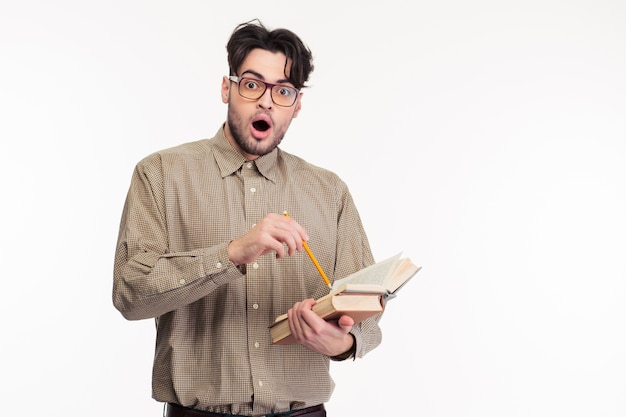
[283,212,332,289]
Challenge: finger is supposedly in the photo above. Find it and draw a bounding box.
[288,299,317,340]
[256,234,286,259]
[287,305,304,340]
[337,315,355,331]
[296,301,326,335]
[280,234,299,257]
[257,215,301,257]
[279,213,309,247]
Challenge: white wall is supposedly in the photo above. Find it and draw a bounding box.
[1,1,625,416]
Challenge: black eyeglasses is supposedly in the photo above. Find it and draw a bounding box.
[228,76,300,107]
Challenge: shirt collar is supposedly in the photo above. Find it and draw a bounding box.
[212,125,278,182]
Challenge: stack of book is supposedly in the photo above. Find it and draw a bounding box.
[269,253,421,345]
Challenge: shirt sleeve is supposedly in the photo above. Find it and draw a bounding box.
[333,185,383,358]
[112,154,243,320]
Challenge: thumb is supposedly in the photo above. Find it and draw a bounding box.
[337,315,355,331]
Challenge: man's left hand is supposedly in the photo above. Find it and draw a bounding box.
[286,299,355,356]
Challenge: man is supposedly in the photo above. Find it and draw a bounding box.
[113,20,382,417]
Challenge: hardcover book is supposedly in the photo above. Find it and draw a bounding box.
[270,253,421,345]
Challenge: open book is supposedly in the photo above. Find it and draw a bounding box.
[269,253,421,345]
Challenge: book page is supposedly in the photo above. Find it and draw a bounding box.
[386,260,421,294]
[331,253,402,291]
[339,284,388,294]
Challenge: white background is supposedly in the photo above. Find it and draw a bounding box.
[1,1,625,416]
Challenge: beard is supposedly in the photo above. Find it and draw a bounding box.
[227,105,286,158]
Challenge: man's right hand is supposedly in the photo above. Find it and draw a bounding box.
[227,212,309,266]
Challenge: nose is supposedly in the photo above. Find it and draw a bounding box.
[257,87,273,109]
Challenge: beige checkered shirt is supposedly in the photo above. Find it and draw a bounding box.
[113,126,382,415]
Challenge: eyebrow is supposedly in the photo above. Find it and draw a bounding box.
[240,70,292,86]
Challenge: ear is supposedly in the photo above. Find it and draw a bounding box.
[291,92,303,118]
[221,76,230,104]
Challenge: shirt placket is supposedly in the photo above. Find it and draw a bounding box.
[241,160,275,413]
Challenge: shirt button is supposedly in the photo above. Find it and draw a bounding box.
[252,303,259,309]
[216,262,223,268]
[246,162,253,168]
[252,262,259,269]
[258,380,263,387]
[254,341,260,348]
[179,279,186,285]
[250,187,256,193]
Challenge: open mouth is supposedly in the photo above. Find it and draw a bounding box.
[252,120,270,132]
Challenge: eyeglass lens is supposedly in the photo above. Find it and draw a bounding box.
[238,78,298,107]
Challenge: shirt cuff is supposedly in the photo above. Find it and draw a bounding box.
[330,333,356,361]
[202,243,243,285]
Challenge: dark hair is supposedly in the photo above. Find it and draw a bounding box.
[226,19,314,90]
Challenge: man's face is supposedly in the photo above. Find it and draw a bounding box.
[221,48,302,160]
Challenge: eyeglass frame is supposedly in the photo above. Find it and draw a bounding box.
[228,75,300,107]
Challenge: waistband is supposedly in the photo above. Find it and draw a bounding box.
[165,402,326,417]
